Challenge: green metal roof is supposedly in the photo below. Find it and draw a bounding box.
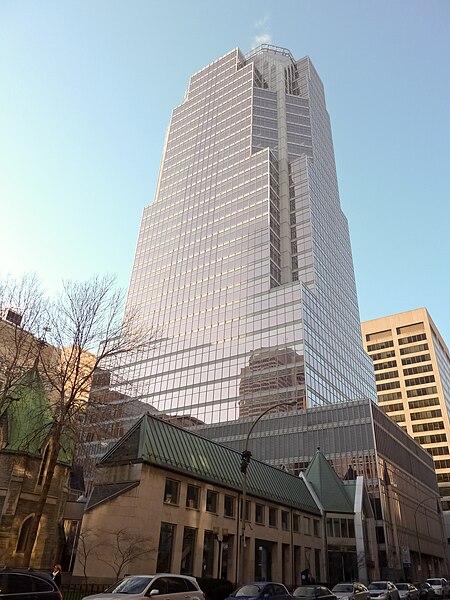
[0,365,73,464]
[100,413,320,515]
[1,366,52,454]
[303,448,354,513]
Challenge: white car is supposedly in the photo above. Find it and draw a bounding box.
[332,583,370,600]
[82,574,205,600]
[427,579,450,598]
[368,582,399,600]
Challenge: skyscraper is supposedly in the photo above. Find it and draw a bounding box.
[121,45,376,423]
[361,308,450,539]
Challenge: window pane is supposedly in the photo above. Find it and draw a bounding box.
[157,523,176,572]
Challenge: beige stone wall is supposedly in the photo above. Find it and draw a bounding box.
[74,463,325,584]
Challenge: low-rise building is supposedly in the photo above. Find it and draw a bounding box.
[74,414,377,584]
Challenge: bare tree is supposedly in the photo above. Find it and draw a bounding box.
[0,274,159,566]
[75,529,102,583]
[0,274,47,409]
[95,527,156,579]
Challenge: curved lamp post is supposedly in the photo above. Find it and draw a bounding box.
[413,494,441,576]
[236,402,295,584]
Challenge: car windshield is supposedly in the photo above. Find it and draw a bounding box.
[428,581,441,586]
[294,587,317,597]
[233,585,263,597]
[333,585,353,593]
[369,584,388,591]
[106,576,153,593]
[395,585,408,590]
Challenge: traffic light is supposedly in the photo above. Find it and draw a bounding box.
[240,450,252,474]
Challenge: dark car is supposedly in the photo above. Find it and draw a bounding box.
[293,585,337,600]
[332,583,370,600]
[225,582,291,600]
[415,583,436,600]
[0,568,62,600]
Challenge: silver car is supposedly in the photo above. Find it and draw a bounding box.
[368,582,399,600]
[332,583,370,600]
[395,584,419,600]
[82,574,205,600]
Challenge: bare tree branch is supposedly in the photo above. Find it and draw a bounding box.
[0,274,160,567]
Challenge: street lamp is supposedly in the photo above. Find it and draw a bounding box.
[413,495,442,577]
[236,402,295,584]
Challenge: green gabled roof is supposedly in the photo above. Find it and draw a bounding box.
[1,366,52,454]
[100,413,320,515]
[304,448,354,513]
[0,365,73,464]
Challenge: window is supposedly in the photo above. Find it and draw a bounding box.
[37,444,50,487]
[293,514,300,532]
[281,511,289,530]
[16,515,34,553]
[313,520,320,537]
[255,504,265,524]
[157,523,176,572]
[405,375,435,387]
[367,340,394,352]
[398,333,426,345]
[181,527,197,574]
[164,479,180,505]
[202,531,215,577]
[206,490,218,513]
[186,485,200,509]
[224,495,235,517]
[269,507,277,527]
[304,516,311,535]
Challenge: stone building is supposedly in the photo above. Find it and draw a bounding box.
[0,366,71,568]
[74,413,377,584]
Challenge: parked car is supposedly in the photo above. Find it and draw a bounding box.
[293,585,337,600]
[82,574,205,600]
[427,580,450,598]
[332,582,370,600]
[415,583,436,600]
[368,581,399,600]
[395,584,419,600]
[0,568,62,600]
[225,583,291,600]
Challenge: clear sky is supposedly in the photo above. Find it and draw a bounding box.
[1,0,449,343]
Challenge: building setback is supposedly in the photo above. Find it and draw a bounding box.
[192,398,448,580]
[361,309,450,541]
[113,44,376,424]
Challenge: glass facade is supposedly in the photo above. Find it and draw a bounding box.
[120,45,376,422]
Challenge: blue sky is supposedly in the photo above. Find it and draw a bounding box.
[1,0,449,343]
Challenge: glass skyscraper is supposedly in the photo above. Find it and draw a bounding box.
[121,45,377,423]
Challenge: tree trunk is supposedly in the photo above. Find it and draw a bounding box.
[21,428,61,567]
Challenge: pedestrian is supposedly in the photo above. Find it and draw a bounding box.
[52,564,62,588]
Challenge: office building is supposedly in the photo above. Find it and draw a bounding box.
[116,44,376,422]
[361,309,450,539]
[192,399,448,580]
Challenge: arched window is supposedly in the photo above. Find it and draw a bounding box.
[16,514,34,553]
[37,444,50,486]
